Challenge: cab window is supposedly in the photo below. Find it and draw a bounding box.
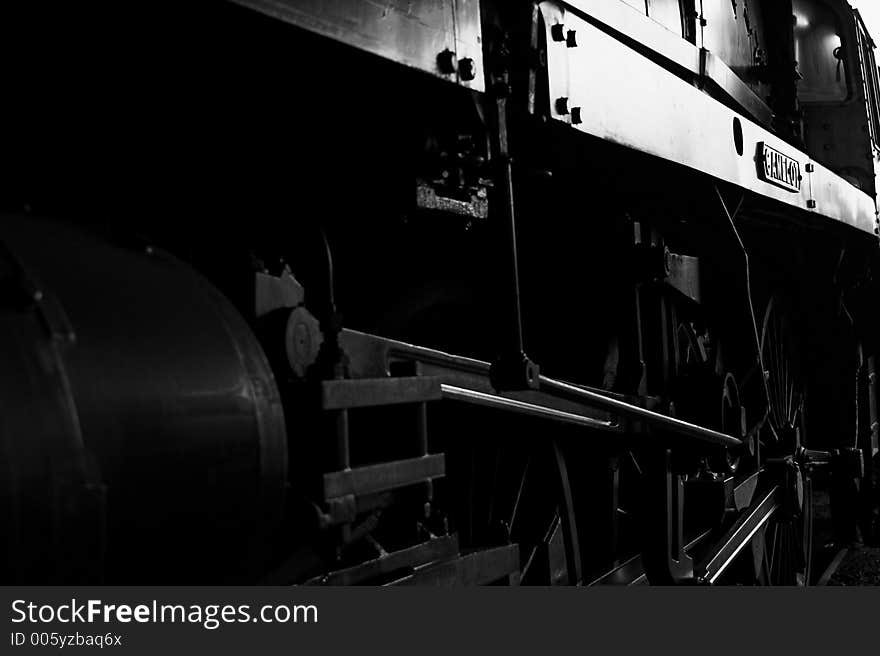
[793,0,849,102]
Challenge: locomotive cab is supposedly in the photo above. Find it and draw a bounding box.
[796,1,880,199]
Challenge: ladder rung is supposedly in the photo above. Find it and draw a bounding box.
[307,535,459,586]
[321,376,441,410]
[390,544,521,586]
[324,454,445,499]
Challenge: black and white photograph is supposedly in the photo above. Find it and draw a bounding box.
[3,0,880,617]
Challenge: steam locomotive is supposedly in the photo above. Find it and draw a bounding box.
[3,0,880,585]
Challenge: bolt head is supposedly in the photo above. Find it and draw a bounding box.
[555,97,570,115]
[570,106,582,124]
[437,48,456,75]
[458,57,476,81]
[551,24,565,42]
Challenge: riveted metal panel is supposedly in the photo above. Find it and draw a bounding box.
[540,1,876,235]
[700,0,767,93]
[560,0,769,125]
[563,0,701,72]
[228,0,484,92]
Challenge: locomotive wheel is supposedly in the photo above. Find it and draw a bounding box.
[759,296,804,450]
[508,442,581,585]
[710,295,813,586]
[669,321,713,477]
[447,432,581,585]
[380,285,582,585]
[753,296,813,585]
[671,321,743,475]
[759,473,813,586]
[713,372,744,474]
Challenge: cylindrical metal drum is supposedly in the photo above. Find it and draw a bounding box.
[0,215,287,583]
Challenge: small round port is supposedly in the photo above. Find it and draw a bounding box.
[733,117,744,156]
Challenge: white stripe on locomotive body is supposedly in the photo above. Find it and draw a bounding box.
[541,0,878,236]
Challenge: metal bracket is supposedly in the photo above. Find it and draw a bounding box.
[254,267,305,318]
[490,351,541,391]
[664,253,701,304]
[486,52,541,390]
[641,449,694,584]
[830,447,866,543]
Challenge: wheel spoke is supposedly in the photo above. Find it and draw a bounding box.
[677,296,813,586]
[768,522,779,581]
[508,458,530,536]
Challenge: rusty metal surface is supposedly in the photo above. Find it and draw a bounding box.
[228,0,484,91]
[541,1,877,235]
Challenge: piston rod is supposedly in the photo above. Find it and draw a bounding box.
[441,384,618,431]
[539,377,743,448]
[338,330,743,449]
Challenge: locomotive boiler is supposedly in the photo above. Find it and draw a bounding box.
[2,0,880,585]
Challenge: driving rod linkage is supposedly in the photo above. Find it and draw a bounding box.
[539,377,743,449]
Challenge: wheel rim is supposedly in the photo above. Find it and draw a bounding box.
[717,373,743,473]
[449,432,581,585]
[673,321,742,474]
[755,296,812,585]
[759,296,803,449]
[759,472,812,585]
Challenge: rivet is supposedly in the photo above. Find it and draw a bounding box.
[437,49,456,75]
[458,57,476,81]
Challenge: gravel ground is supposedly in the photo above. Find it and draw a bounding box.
[828,547,880,586]
[814,470,880,586]
[812,477,880,586]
